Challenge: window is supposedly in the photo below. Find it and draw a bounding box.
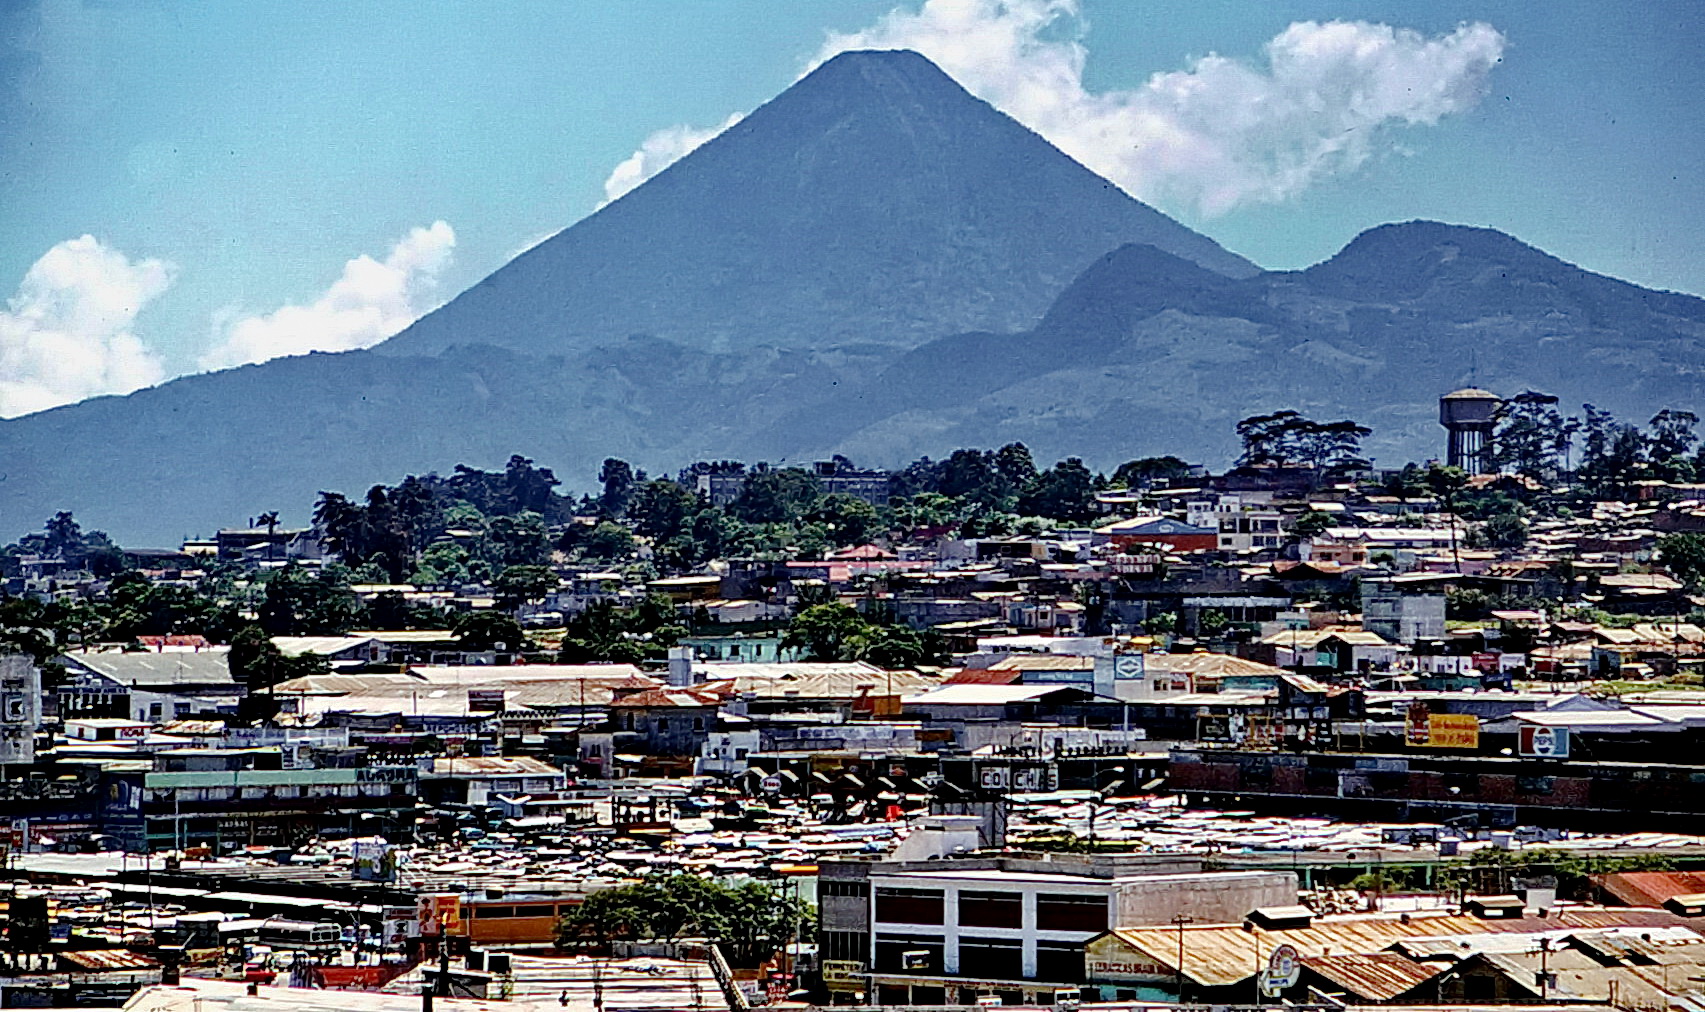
[874,935,943,972]
[513,904,555,917]
[875,888,944,925]
[693,717,705,730]
[822,930,866,962]
[657,718,670,732]
[959,937,1022,979]
[959,892,1022,929]
[821,880,869,899]
[1036,941,1085,982]
[475,906,515,919]
[1035,895,1107,932]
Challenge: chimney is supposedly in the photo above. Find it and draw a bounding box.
[729,691,754,717]
[668,645,694,687]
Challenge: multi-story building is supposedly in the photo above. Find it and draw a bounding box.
[818,819,1296,1005]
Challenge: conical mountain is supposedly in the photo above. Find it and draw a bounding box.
[380,49,1253,358]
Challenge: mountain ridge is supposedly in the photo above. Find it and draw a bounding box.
[376,49,1255,360]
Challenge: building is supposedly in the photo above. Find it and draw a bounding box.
[1095,517,1218,553]
[819,829,1296,1006]
[1361,579,1447,644]
[58,650,243,723]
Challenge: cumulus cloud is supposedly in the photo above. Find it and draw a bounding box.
[201,221,456,370]
[813,0,1505,214]
[600,1,1504,216]
[0,236,172,418]
[600,113,743,207]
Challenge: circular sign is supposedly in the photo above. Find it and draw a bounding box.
[760,775,783,793]
[1531,727,1557,756]
[1263,943,1300,993]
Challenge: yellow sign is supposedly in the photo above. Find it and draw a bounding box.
[1406,706,1479,748]
[822,960,866,990]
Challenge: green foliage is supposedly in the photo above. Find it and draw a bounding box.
[1291,510,1333,538]
[3,512,128,577]
[1486,390,1574,479]
[580,521,638,562]
[783,603,947,668]
[228,624,328,689]
[626,480,702,540]
[257,564,363,636]
[1111,456,1192,489]
[1016,457,1097,522]
[557,596,685,663]
[493,565,557,609]
[1235,411,1371,470]
[554,874,814,968]
[452,610,529,653]
[1659,533,1705,590]
[730,467,823,524]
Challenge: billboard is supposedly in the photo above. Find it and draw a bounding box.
[417,893,461,936]
[1405,704,1479,749]
[1519,724,1570,758]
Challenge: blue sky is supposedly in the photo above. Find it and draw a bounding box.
[1,0,1701,415]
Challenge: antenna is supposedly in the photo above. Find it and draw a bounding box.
[1468,349,1479,387]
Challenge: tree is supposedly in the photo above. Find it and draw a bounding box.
[1016,458,1097,521]
[599,458,636,516]
[493,565,557,609]
[555,875,813,968]
[453,610,528,653]
[730,468,822,524]
[783,603,868,661]
[626,480,701,540]
[580,521,638,561]
[993,442,1038,494]
[1648,409,1699,481]
[1659,533,1705,590]
[257,511,281,564]
[810,494,881,547]
[1487,391,1574,479]
[228,624,326,689]
[1235,411,1369,472]
[1111,456,1192,489]
[257,564,363,636]
[1481,512,1529,549]
[1291,510,1333,539]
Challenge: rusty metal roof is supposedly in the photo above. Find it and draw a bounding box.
[1300,951,1443,1000]
[1108,909,1696,988]
[60,948,160,971]
[1599,871,1705,907]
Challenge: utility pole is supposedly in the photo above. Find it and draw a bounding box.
[1171,914,1193,1003]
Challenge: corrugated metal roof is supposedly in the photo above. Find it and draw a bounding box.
[1300,951,1442,999]
[1600,871,1705,907]
[60,948,160,971]
[431,757,563,777]
[1109,909,1696,988]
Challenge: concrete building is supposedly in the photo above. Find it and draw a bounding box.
[818,824,1296,1005]
[1361,579,1447,644]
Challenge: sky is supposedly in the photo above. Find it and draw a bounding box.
[1,0,1701,417]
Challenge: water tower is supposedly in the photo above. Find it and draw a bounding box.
[1439,388,1501,473]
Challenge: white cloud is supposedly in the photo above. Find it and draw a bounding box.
[600,113,743,207]
[812,0,1505,215]
[200,221,456,370]
[0,236,172,418]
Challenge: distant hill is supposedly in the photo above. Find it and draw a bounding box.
[3,52,1703,545]
[377,49,1254,359]
[796,221,1705,469]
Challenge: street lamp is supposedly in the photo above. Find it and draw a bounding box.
[1171,914,1193,1003]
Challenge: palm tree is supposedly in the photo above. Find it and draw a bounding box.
[257,511,280,565]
